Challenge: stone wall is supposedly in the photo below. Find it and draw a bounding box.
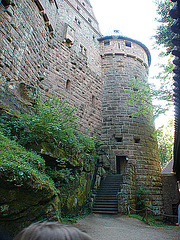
[0,0,102,136]
[162,173,179,216]
[118,163,136,214]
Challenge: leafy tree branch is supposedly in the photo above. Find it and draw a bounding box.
[154,0,174,55]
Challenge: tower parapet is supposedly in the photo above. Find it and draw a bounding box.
[98,35,151,68]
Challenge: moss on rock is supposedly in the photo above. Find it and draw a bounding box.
[0,132,61,237]
[0,95,101,234]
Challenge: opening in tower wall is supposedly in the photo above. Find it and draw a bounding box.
[116,156,128,174]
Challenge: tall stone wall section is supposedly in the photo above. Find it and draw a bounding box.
[0,0,102,136]
[118,163,136,214]
[99,37,163,211]
[162,173,179,216]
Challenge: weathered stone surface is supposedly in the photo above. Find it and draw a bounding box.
[0,146,60,238]
[162,173,179,216]
[118,163,136,214]
[0,181,60,237]
[0,0,102,136]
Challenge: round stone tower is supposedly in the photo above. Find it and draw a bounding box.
[98,35,163,211]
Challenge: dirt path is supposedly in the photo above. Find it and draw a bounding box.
[74,214,180,240]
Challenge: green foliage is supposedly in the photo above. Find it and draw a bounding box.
[0,94,100,170]
[0,94,101,217]
[8,95,78,148]
[151,56,174,117]
[152,1,174,117]
[152,1,175,167]
[154,0,174,55]
[129,214,175,228]
[125,78,153,119]
[125,59,173,119]
[0,131,56,191]
[156,119,174,168]
[136,187,150,210]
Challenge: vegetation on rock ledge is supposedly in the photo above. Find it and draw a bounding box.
[0,131,56,192]
[0,94,102,220]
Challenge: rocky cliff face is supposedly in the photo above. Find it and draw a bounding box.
[0,131,60,236]
[0,102,98,237]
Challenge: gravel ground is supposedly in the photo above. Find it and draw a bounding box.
[74,214,180,240]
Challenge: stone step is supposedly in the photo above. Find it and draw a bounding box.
[101,178,122,180]
[95,199,117,202]
[96,190,119,193]
[95,193,119,197]
[101,180,123,183]
[94,202,117,206]
[93,203,117,207]
[96,190,119,194]
[98,186,121,189]
[105,174,123,178]
[99,185,121,188]
[98,188,121,191]
[95,201,117,205]
[103,179,123,183]
[99,182,122,186]
[95,195,117,199]
[93,207,118,211]
[98,190,120,192]
[92,210,118,214]
[94,199,118,202]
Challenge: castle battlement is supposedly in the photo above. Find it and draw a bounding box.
[98,35,151,68]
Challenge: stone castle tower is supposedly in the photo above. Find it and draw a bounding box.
[98,35,163,210]
[0,0,163,211]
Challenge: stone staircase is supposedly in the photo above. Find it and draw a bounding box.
[92,174,123,214]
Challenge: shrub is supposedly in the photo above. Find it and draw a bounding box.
[0,131,56,191]
[136,187,150,210]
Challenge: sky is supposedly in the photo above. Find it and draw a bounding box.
[90,0,157,46]
[90,0,173,127]
[90,0,160,77]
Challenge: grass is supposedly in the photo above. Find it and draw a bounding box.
[129,214,178,228]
